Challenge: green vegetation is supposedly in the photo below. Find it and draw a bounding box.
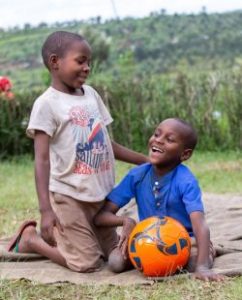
[0,156,36,237]
[188,151,242,193]
[2,68,242,157]
[1,10,242,89]
[1,277,242,300]
[1,10,242,158]
[1,10,242,157]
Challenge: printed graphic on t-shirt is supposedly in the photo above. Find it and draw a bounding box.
[69,105,111,175]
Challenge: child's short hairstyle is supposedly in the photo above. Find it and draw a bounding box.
[174,118,198,150]
[41,31,85,69]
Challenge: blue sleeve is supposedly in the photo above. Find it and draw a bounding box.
[181,180,204,214]
[106,172,136,208]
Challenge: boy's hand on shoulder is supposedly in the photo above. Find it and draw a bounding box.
[193,266,225,282]
[118,217,136,259]
[40,209,63,247]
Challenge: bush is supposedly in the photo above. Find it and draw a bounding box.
[1,69,242,159]
[91,68,242,152]
[0,90,41,159]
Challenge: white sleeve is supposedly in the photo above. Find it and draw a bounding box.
[26,97,57,138]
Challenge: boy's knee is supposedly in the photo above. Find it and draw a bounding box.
[108,249,130,273]
[108,250,126,273]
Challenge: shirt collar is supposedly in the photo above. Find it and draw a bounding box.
[151,165,177,187]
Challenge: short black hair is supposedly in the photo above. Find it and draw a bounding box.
[41,31,85,69]
[174,118,198,150]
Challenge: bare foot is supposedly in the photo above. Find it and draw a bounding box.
[17,226,39,253]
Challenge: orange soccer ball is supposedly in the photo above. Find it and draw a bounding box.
[128,216,191,277]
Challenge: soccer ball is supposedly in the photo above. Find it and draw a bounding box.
[128,216,191,277]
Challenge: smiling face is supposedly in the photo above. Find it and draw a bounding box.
[148,119,193,175]
[50,39,91,95]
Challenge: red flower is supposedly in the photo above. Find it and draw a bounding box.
[0,76,12,92]
[0,76,14,100]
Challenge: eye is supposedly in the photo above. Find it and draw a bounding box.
[167,137,175,143]
[77,59,85,65]
[76,57,91,66]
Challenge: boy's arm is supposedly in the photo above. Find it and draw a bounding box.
[34,130,62,246]
[94,201,136,257]
[190,211,224,281]
[94,201,136,228]
[111,140,148,165]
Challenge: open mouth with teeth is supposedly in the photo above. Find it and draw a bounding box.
[151,146,164,153]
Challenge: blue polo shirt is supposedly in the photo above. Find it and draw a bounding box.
[107,163,203,236]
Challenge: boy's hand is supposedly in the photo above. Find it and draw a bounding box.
[118,217,136,259]
[193,266,225,281]
[40,209,63,247]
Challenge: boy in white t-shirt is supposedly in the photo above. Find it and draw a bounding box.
[6,31,147,272]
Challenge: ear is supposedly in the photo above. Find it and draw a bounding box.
[180,149,193,162]
[49,54,59,70]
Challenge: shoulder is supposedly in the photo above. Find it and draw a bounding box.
[83,85,100,98]
[175,164,197,182]
[175,164,201,193]
[32,87,56,107]
[82,84,105,105]
[29,87,60,122]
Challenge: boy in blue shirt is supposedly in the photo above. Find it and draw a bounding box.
[94,118,224,281]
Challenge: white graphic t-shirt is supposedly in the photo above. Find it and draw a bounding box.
[27,85,115,202]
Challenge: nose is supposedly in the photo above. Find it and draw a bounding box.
[83,62,90,73]
[154,134,165,144]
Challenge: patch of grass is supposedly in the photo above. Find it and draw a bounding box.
[0,277,242,300]
[0,156,38,237]
[187,151,242,194]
